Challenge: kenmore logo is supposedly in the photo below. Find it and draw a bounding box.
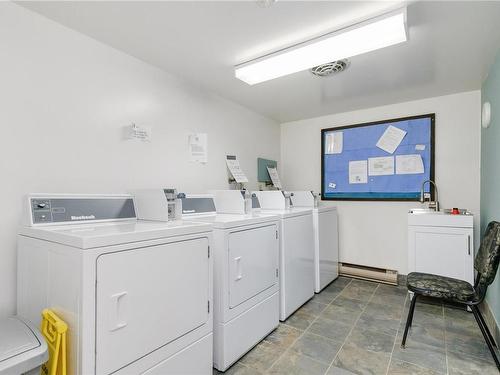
[71,215,96,221]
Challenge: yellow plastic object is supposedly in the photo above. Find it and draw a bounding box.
[40,309,68,375]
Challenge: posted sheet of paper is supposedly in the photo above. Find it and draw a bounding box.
[368,156,394,176]
[396,154,424,174]
[226,155,248,183]
[325,132,343,154]
[188,133,208,163]
[126,124,152,142]
[328,182,336,189]
[415,144,426,151]
[376,125,407,154]
[266,166,283,189]
[349,160,368,184]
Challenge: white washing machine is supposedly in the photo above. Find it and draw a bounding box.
[133,190,280,371]
[290,191,339,293]
[17,194,213,375]
[252,191,314,321]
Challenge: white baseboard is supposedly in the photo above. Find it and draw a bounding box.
[339,262,398,285]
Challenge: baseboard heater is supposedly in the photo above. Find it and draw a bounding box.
[339,262,398,285]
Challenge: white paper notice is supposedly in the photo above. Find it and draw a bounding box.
[396,154,424,174]
[325,132,343,154]
[226,155,248,183]
[368,156,395,176]
[266,166,283,189]
[328,182,336,189]
[376,125,407,154]
[349,160,368,184]
[415,144,426,151]
[126,123,152,142]
[188,133,208,163]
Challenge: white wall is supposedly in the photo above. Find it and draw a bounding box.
[0,3,279,317]
[281,91,481,274]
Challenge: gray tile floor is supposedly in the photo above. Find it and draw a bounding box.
[215,276,499,375]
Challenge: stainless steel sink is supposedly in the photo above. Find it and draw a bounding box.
[409,208,443,214]
[409,208,471,215]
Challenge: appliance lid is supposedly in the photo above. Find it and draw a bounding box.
[189,213,279,229]
[18,220,212,249]
[260,207,313,218]
[317,205,338,213]
[0,317,40,362]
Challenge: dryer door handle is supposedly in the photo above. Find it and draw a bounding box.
[235,256,243,281]
[110,291,128,332]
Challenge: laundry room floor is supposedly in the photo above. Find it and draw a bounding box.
[214,276,499,375]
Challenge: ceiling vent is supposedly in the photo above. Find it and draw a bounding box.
[310,59,350,77]
[255,0,277,8]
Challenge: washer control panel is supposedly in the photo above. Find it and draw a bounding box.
[29,197,136,225]
[32,199,53,223]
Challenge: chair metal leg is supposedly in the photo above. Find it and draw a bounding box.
[471,305,500,370]
[475,306,497,348]
[401,294,418,349]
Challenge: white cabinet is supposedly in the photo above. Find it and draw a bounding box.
[408,212,474,285]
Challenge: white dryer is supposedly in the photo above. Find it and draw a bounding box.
[182,192,280,371]
[17,194,213,375]
[132,190,280,371]
[290,191,339,293]
[252,191,314,321]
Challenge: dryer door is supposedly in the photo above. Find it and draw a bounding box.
[228,224,278,308]
[95,237,210,375]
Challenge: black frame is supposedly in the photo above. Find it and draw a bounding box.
[321,113,435,201]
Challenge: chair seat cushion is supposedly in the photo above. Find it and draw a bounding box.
[407,272,475,302]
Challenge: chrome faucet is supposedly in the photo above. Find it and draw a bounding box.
[420,180,439,211]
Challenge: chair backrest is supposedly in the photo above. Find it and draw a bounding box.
[475,221,500,286]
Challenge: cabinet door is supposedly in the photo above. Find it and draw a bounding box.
[409,226,474,284]
[95,237,210,375]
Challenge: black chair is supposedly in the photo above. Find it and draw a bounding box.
[401,221,500,370]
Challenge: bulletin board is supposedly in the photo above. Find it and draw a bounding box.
[321,114,435,201]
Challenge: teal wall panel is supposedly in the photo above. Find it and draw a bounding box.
[257,157,277,183]
[481,50,500,324]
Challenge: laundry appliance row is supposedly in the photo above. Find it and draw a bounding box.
[18,194,213,375]
[17,189,339,374]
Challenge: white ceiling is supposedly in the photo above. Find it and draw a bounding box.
[20,1,500,123]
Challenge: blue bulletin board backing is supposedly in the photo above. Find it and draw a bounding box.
[321,114,435,201]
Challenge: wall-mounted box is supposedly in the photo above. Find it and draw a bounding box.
[257,158,277,183]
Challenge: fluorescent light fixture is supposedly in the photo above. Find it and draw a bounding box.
[235,8,407,85]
